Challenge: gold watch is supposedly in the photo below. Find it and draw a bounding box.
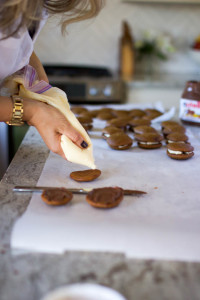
[6,95,24,126]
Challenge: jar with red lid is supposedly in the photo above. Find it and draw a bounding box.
[179,80,200,126]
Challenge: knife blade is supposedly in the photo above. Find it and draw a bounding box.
[13,186,147,195]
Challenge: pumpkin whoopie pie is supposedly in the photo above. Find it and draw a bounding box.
[97,111,114,121]
[161,121,180,129]
[70,169,101,182]
[167,143,194,160]
[145,109,163,118]
[71,106,88,115]
[41,188,73,206]
[133,125,157,134]
[112,110,129,118]
[134,133,164,149]
[107,132,133,150]
[107,117,131,131]
[86,187,124,209]
[77,116,93,131]
[129,109,146,118]
[102,126,124,139]
[162,125,186,137]
[128,118,151,131]
[166,132,189,144]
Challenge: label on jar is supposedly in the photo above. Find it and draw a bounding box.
[179,98,200,123]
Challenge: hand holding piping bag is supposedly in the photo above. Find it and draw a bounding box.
[10,65,96,169]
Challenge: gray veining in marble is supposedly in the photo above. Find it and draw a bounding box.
[1,126,200,300]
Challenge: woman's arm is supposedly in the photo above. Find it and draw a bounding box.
[29,51,49,83]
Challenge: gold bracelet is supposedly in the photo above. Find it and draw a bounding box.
[6,95,24,126]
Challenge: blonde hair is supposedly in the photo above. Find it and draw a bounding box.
[0,0,104,39]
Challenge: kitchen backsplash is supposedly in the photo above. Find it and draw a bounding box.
[34,0,200,75]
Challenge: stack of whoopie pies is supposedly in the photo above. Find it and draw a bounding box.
[161,121,194,160]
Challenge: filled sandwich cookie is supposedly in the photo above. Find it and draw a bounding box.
[134,133,164,149]
[107,132,133,150]
[166,132,189,144]
[167,143,194,160]
[102,126,124,139]
[86,187,124,208]
[41,188,73,206]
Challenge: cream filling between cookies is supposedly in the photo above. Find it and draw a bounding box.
[168,149,193,155]
[139,141,160,145]
[167,140,185,144]
[117,144,131,149]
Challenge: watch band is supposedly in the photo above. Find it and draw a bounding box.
[6,95,24,126]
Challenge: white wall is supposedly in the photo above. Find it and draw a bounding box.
[34,0,200,75]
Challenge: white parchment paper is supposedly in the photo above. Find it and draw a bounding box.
[11,104,200,261]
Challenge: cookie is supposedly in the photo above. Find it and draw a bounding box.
[161,121,180,129]
[107,132,133,150]
[166,132,188,144]
[97,112,114,121]
[86,187,124,208]
[41,188,73,206]
[133,125,157,134]
[129,109,146,118]
[107,117,131,131]
[134,133,163,149]
[167,143,194,160]
[128,118,151,131]
[71,106,88,115]
[77,116,93,131]
[162,125,186,136]
[145,109,163,119]
[70,169,101,182]
[102,126,124,139]
[112,110,129,118]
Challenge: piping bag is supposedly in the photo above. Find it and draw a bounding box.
[3,65,96,169]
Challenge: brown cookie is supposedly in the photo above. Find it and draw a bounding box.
[70,169,101,182]
[107,132,133,150]
[167,143,194,160]
[133,125,157,134]
[134,133,164,149]
[41,188,73,206]
[112,110,129,118]
[107,117,132,130]
[166,132,188,144]
[71,106,88,115]
[128,118,151,130]
[162,125,186,137]
[161,121,180,128]
[97,112,114,120]
[102,126,124,139]
[129,109,146,118]
[77,116,93,131]
[145,109,163,119]
[86,187,124,208]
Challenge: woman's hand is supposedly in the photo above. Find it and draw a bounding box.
[23,99,88,159]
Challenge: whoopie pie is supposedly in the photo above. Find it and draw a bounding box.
[107,132,133,150]
[167,143,194,160]
[134,133,164,149]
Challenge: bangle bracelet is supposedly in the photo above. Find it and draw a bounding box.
[6,95,24,126]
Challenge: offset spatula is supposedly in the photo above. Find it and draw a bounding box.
[13,186,147,195]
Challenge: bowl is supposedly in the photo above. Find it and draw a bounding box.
[41,283,127,300]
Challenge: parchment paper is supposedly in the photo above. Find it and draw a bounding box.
[11,104,200,261]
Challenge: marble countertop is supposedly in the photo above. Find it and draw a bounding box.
[1,127,200,300]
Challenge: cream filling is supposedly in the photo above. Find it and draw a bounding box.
[168,140,185,144]
[139,141,160,145]
[103,133,110,138]
[15,78,96,169]
[168,149,193,155]
[117,144,130,149]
